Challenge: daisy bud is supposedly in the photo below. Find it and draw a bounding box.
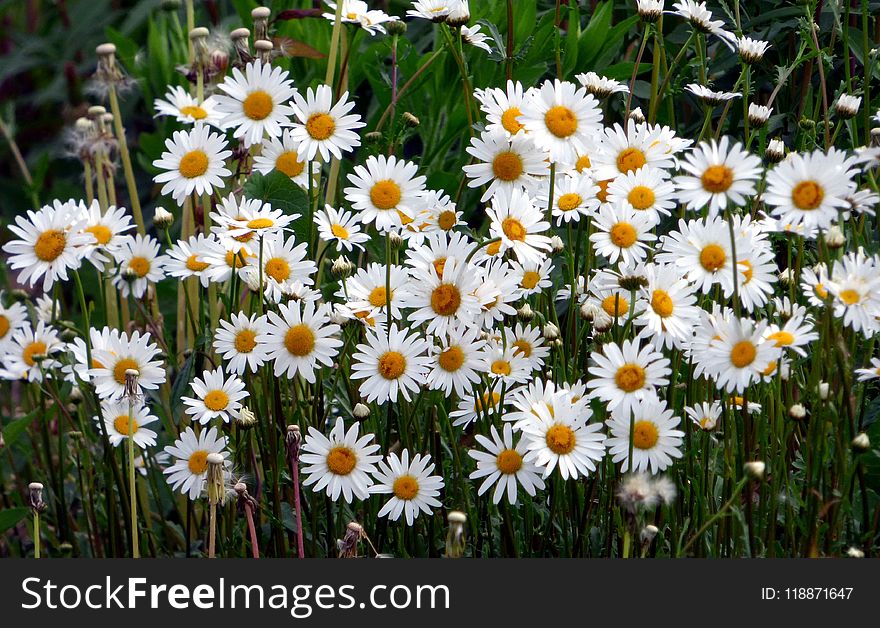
[251,7,271,41]
[236,406,257,430]
[550,235,565,253]
[744,461,766,481]
[619,274,648,291]
[403,112,420,128]
[364,130,383,145]
[778,268,795,285]
[329,305,348,326]
[206,452,226,506]
[154,206,174,230]
[353,403,371,419]
[517,303,534,321]
[447,1,471,27]
[846,547,865,558]
[388,231,404,250]
[834,94,862,120]
[737,36,770,64]
[445,511,467,558]
[636,0,663,23]
[28,482,46,513]
[628,107,646,124]
[748,103,772,128]
[593,311,614,333]
[254,39,274,64]
[765,138,786,163]
[640,524,659,544]
[387,20,407,36]
[779,362,791,381]
[852,432,870,453]
[823,225,846,249]
[818,381,830,400]
[331,256,355,279]
[552,338,564,349]
[788,403,806,420]
[543,323,560,340]
[798,117,816,131]
[68,431,84,441]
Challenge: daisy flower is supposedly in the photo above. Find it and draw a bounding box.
[684,84,741,106]
[344,155,426,231]
[520,395,606,480]
[763,306,818,358]
[77,200,135,270]
[671,0,736,49]
[703,315,780,393]
[290,85,365,162]
[737,36,770,64]
[322,1,395,36]
[415,190,463,235]
[635,262,700,350]
[89,330,166,400]
[63,327,119,383]
[520,79,602,163]
[477,80,532,137]
[856,357,880,382]
[538,173,601,224]
[450,388,506,428]
[462,25,492,53]
[605,165,675,225]
[507,322,551,371]
[487,187,552,265]
[425,322,486,397]
[351,325,431,404]
[605,397,684,473]
[590,119,676,180]
[801,264,831,307]
[213,312,271,375]
[152,125,232,205]
[590,202,657,265]
[338,263,409,321]
[3,199,90,291]
[314,205,370,252]
[214,59,296,146]
[247,233,316,303]
[264,301,342,383]
[163,426,231,500]
[675,137,763,215]
[462,129,548,202]
[112,234,166,299]
[300,417,382,503]
[763,149,855,232]
[97,400,159,448]
[468,424,546,505]
[685,401,722,431]
[733,238,778,313]
[182,367,249,424]
[224,196,298,243]
[201,241,254,284]
[510,258,554,297]
[370,450,445,525]
[472,259,519,330]
[403,258,484,335]
[404,230,474,277]
[0,300,28,353]
[153,85,223,127]
[587,339,671,416]
[164,233,216,288]
[251,129,315,189]
[407,0,453,21]
[478,341,532,384]
[1,322,63,382]
[575,71,629,99]
[657,216,745,294]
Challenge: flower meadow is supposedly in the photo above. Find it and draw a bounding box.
[1,0,880,559]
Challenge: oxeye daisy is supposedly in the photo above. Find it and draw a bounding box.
[252,129,315,189]
[164,233,216,288]
[856,357,880,382]
[462,129,548,202]
[520,78,603,164]
[152,125,232,205]
[507,322,551,371]
[3,199,90,292]
[416,190,463,235]
[684,84,741,106]
[403,258,483,335]
[314,205,370,252]
[246,233,316,304]
[89,330,166,400]
[587,338,671,416]
[351,325,431,404]
[487,187,552,265]
[828,274,880,336]
[635,262,700,350]
[472,259,519,329]
[671,0,736,49]
[338,263,409,321]
[77,200,135,270]
[590,119,676,180]
[112,234,167,299]
[520,396,606,480]
[477,80,533,137]
[225,197,298,243]
[290,84,365,162]
[575,71,629,99]
[344,155,427,231]
[201,241,254,284]
[425,322,485,397]
[468,424,546,505]
[605,165,675,225]
[675,137,763,215]
[323,1,395,35]
[63,327,119,383]
[657,216,745,294]
[510,258,554,297]
[685,401,722,431]
[300,417,382,503]
[703,315,780,393]
[163,426,231,500]
[763,149,855,233]
[370,450,445,526]
[763,306,818,358]
[800,264,831,307]
[0,300,28,353]
[538,173,601,224]
[503,379,569,431]
[732,238,778,313]
[214,59,296,146]
[590,202,657,265]
[450,388,507,428]
[605,397,684,473]
[407,0,453,21]
[478,341,532,384]
[1,322,63,382]
[97,400,159,448]
[404,230,474,278]
[153,85,223,127]
[213,312,271,375]
[264,301,342,383]
[182,367,249,424]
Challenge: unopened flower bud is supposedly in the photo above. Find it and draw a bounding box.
[543,323,560,340]
[331,256,355,279]
[834,94,861,120]
[852,432,870,453]
[353,403,370,419]
[236,406,257,429]
[364,131,383,145]
[628,107,646,124]
[823,225,845,249]
[788,403,806,420]
[778,268,795,285]
[517,303,534,321]
[818,381,830,400]
[765,138,785,163]
[846,547,865,558]
[744,461,766,481]
[640,524,659,543]
[748,103,772,128]
[403,112,420,128]
[388,231,404,250]
[154,206,174,229]
[386,20,407,36]
[550,235,565,254]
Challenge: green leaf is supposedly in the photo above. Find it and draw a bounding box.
[0,508,28,534]
[242,171,311,244]
[2,408,38,447]
[578,1,613,67]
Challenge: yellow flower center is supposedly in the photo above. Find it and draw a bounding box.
[502,217,527,242]
[265,258,291,283]
[545,424,576,455]
[521,270,541,290]
[575,155,591,173]
[430,258,447,279]
[474,392,502,412]
[186,254,209,272]
[378,351,407,380]
[306,113,336,140]
[544,105,578,138]
[368,286,390,308]
[242,90,273,120]
[235,329,258,353]
[370,180,402,210]
[627,185,655,210]
[430,284,461,316]
[763,361,777,376]
[23,341,47,367]
[602,294,629,317]
[616,147,647,173]
[512,339,532,358]
[247,217,274,230]
[0,315,9,339]
[730,341,757,368]
[284,324,315,357]
[791,181,824,210]
[615,364,646,392]
[814,283,828,299]
[699,244,726,272]
[86,224,113,245]
[496,449,523,474]
[558,193,582,212]
[438,346,465,372]
[632,420,659,449]
[609,222,637,248]
[113,415,140,435]
[188,450,209,475]
[276,151,305,177]
[597,179,611,203]
[331,223,350,239]
[326,446,357,475]
[739,260,754,284]
[226,250,250,268]
[651,289,674,318]
[204,389,229,411]
[492,151,524,181]
[392,475,420,500]
[178,150,209,178]
[437,210,457,231]
[128,256,151,278]
[839,289,860,305]
[501,107,524,134]
[491,360,512,376]
[179,104,207,120]
[486,241,502,256]
[767,330,794,346]
[701,165,734,193]
[34,230,67,262]
[113,357,139,385]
